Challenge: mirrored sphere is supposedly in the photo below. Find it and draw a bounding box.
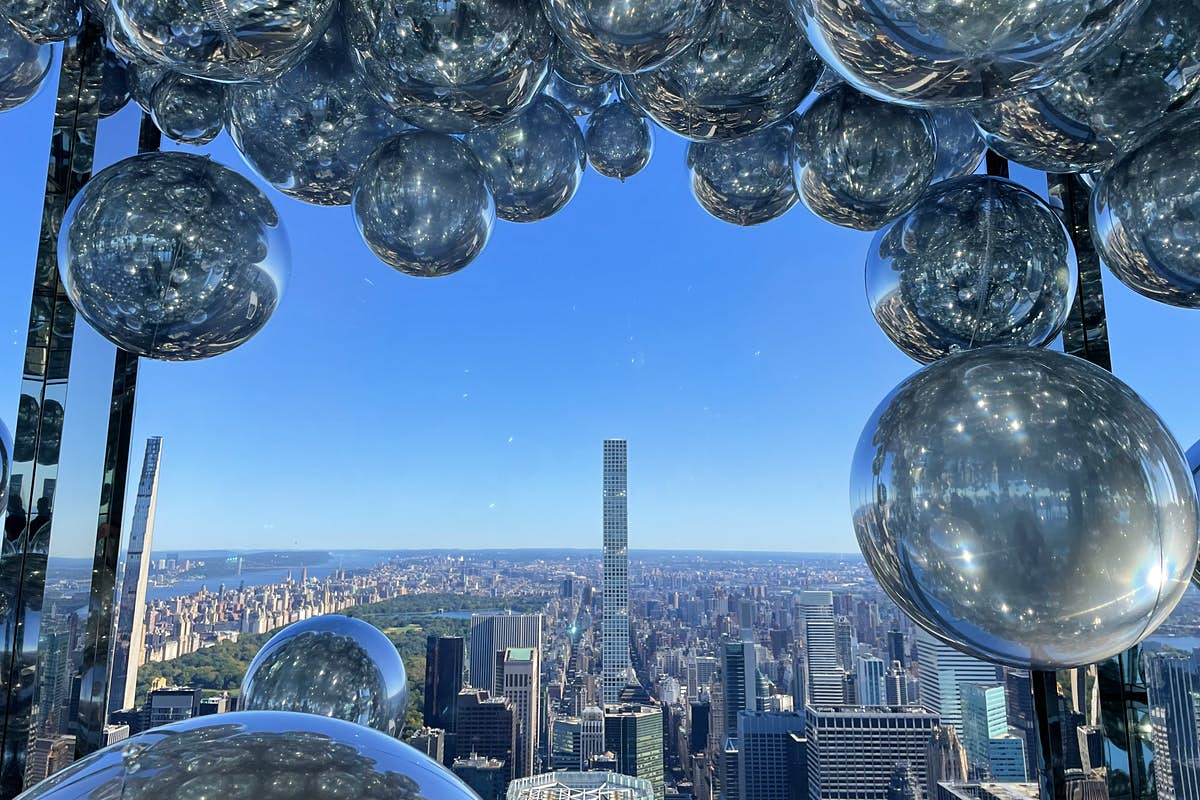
[793,86,937,230]
[353,131,495,276]
[624,0,820,140]
[851,346,1199,669]
[542,0,717,74]
[59,152,289,361]
[552,35,610,84]
[0,418,10,514]
[585,100,652,179]
[541,69,612,115]
[793,0,1143,106]
[867,176,1077,363]
[464,95,586,222]
[228,20,410,206]
[687,120,797,225]
[930,109,985,181]
[0,21,50,111]
[974,0,1200,173]
[1092,109,1200,307]
[16,712,479,800]
[98,48,131,117]
[346,0,552,133]
[109,0,335,82]
[241,615,408,736]
[150,72,224,145]
[0,0,78,44]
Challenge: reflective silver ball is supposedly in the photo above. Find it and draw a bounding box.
[542,0,718,74]
[150,72,224,145]
[929,109,985,181]
[0,21,51,111]
[0,0,79,44]
[624,0,820,141]
[1092,109,1200,307]
[241,615,408,736]
[541,69,613,116]
[552,35,611,84]
[852,346,1199,669]
[687,120,797,225]
[353,131,495,276]
[585,100,653,179]
[793,85,937,230]
[464,95,586,222]
[16,712,477,800]
[59,152,289,361]
[98,48,132,118]
[867,176,1076,363]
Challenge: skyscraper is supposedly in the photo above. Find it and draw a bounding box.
[915,630,1000,730]
[961,685,1007,769]
[108,437,163,716]
[736,711,807,800]
[582,706,605,767]
[425,636,465,731]
[469,614,543,695]
[605,703,664,800]
[603,439,630,705]
[1146,650,1200,800]
[457,688,517,779]
[805,706,941,800]
[723,641,758,736]
[857,656,886,706]
[502,648,540,778]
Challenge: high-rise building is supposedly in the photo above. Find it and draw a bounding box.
[916,631,1000,730]
[603,439,631,705]
[502,648,540,778]
[798,592,842,706]
[582,706,606,767]
[857,656,886,706]
[507,771,656,800]
[425,636,465,733]
[144,687,201,730]
[1003,670,1036,768]
[806,706,941,800]
[926,727,969,800]
[888,631,906,668]
[457,688,516,779]
[605,703,665,800]
[723,737,741,800]
[553,717,584,770]
[736,711,807,800]
[454,755,509,800]
[886,662,911,706]
[835,618,856,672]
[961,685,1008,770]
[1146,651,1200,800]
[469,614,543,696]
[108,437,163,716]
[690,701,712,754]
[723,641,758,736]
[986,734,1028,782]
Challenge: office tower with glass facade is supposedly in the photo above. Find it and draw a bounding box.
[888,630,906,667]
[986,734,1028,782]
[723,641,758,736]
[553,717,583,770]
[835,618,855,671]
[805,706,941,800]
[603,439,630,705]
[502,648,540,778]
[736,711,807,800]
[108,437,163,716]
[798,592,842,706]
[962,685,1008,769]
[857,656,886,706]
[425,636,465,733]
[1146,650,1200,800]
[605,703,665,800]
[457,688,517,779]
[886,661,911,706]
[915,630,1001,730]
[144,687,202,730]
[691,701,711,754]
[469,613,544,696]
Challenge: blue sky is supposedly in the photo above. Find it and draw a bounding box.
[4,56,1200,557]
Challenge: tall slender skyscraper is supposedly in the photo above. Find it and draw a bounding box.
[425,635,465,756]
[502,648,540,779]
[603,439,630,705]
[108,437,163,716]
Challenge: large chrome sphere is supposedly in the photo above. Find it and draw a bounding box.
[464,95,586,222]
[17,712,475,799]
[0,20,51,111]
[541,0,718,73]
[585,100,653,179]
[974,0,1200,173]
[792,85,937,231]
[109,0,335,82]
[149,72,224,145]
[352,131,495,276]
[1091,109,1200,307]
[241,615,408,737]
[867,176,1077,363]
[852,346,1199,669]
[623,0,821,141]
[59,152,289,361]
[792,0,1145,106]
[227,20,410,206]
[687,120,797,225]
[346,0,552,133]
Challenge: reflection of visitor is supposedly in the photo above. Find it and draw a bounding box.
[29,497,52,551]
[5,493,26,543]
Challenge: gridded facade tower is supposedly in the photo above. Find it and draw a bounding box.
[605,703,665,800]
[603,439,630,705]
[737,711,807,800]
[805,706,941,800]
[1146,651,1200,800]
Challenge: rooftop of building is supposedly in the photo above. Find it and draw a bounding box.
[452,755,506,769]
[807,705,936,715]
[938,783,1040,800]
[507,771,655,800]
[506,647,535,661]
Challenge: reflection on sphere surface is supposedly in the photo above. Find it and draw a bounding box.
[542,69,613,116]
[687,121,797,225]
[867,176,1077,363]
[852,346,1198,669]
[585,100,653,179]
[0,22,51,111]
[352,131,495,277]
[929,109,985,181]
[59,152,289,362]
[1,0,79,44]
[240,615,408,737]
[542,0,718,74]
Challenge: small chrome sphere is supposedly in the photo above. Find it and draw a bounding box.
[687,120,797,225]
[0,20,51,111]
[585,100,652,179]
[542,0,718,73]
[542,69,613,116]
[929,109,985,181]
[149,72,224,145]
[98,48,132,118]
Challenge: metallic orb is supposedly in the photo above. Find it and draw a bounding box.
[1092,109,1200,307]
[0,0,78,44]
[352,131,495,277]
[867,176,1077,363]
[16,712,478,799]
[464,95,586,222]
[974,0,1200,173]
[851,346,1199,669]
[98,48,132,117]
[687,120,797,225]
[228,20,409,206]
[0,21,51,111]
[553,35,610,84]
[241,615,408,736]
[585,100,652,179]
[345,0,552,133]
[149,72,224,145]
[58,152,289,361]
[929,109,985,181]
[542,0,717,74]
[792,0,1144,107]
[793,85,937,231]
[108,0,335,82]
[624,0,821,140]
[541,69,613,116]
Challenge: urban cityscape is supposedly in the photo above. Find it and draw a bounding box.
[21,438,1200,800]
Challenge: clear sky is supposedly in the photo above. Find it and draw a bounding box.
[4,56,1200,557]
